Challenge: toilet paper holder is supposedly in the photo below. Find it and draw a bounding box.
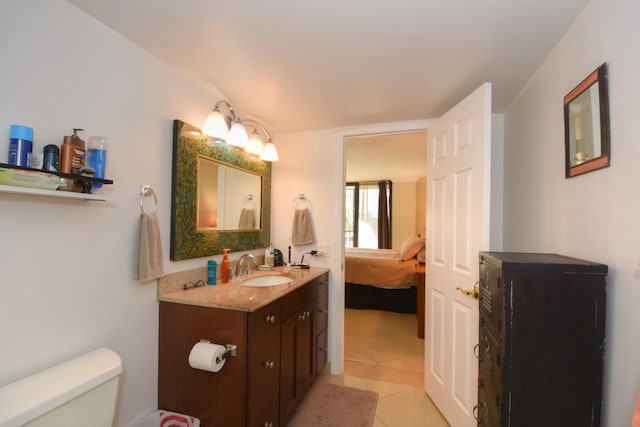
[200,340,237,363]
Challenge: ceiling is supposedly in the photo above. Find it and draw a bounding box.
[346,132,427,182]
[67,0,589,134]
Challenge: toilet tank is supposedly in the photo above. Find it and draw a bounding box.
[0,348,122,427]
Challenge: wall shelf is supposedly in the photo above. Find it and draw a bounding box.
[0,163,114,202]
[0,184,113,201]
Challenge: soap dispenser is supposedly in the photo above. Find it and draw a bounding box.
[60,128,86,174]
[221,249,230,283]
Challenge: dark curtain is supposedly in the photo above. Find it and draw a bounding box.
[377,180,391,249]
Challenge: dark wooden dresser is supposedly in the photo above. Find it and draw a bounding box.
[476,252,607,427]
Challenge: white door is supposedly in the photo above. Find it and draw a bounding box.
[425,83,492,427]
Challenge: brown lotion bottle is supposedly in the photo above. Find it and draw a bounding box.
[60,128,86,174]
[221,249,231,283]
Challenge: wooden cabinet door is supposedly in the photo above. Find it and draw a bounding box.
[280,302,316,425]
[297,303,316,396]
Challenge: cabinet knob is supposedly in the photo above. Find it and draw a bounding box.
[265,315,276,323]
[263,361,275,369]
[319,347,327,352]
[264,422,273,427]
[319,280,327,286]
[321,309,328,315]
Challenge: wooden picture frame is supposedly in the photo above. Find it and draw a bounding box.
[564,63,611,178]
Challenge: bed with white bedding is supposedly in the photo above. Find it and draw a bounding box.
[344,236,424,313]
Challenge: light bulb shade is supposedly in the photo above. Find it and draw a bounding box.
[260,142,279,162]
[245,130,265,156]
[202,110,229,141]
[227,122,248,147]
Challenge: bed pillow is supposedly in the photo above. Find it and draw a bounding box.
[400,235,424,260]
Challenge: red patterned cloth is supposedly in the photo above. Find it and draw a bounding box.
[132,410,200,427]
[159,410,199,427]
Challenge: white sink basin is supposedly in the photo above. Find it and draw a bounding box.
[239,274,295,287]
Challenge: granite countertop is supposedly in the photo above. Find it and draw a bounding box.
[158,266,329,312]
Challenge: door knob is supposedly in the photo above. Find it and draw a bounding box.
[456,282,479,299]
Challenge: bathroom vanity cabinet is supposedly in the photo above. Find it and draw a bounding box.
[476,252,607,427]
[158,271,329,427]
[279,274,329,424]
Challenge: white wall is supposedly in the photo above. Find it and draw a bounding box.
[392,180,418,249]
[0,1,224,425]
[503,0,640,425]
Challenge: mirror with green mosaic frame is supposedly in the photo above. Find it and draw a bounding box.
[170,119,271,260]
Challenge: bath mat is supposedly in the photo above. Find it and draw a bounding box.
[287,382,378,427]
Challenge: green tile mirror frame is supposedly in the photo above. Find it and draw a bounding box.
[170,119,271,260]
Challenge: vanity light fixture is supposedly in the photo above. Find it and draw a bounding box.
[241,118,279,161]
[201,100,279,161]
[202,100,235,142]
[227,121,249,148]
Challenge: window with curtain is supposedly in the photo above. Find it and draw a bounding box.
[345,181,392,249]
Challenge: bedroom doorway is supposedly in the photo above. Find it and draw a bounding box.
[343,130,428,388]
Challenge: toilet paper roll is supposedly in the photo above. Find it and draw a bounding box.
[188,342,226,372]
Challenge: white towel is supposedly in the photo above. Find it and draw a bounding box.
[291,208,315,245]
[238,208,255,229]
[136,212,164,281]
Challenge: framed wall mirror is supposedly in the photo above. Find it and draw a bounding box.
[170,119,271,260]
[564,63,611,178]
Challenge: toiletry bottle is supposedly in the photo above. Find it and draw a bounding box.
[207,260,217,285]
[60,128,86,174]
[86,136,107,189]
[221,249,230,283]
[42,144,59,172]
[265,243,275,267]
[8,124,33,167]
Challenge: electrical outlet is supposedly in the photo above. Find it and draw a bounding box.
[317,244,330,257]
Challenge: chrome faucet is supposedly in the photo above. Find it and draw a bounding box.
[236,254,258,277]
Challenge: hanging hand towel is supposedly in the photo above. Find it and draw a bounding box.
[238,208,255,229]
[633,392,640,427]
[136,212,164,281]
[291,208,315,245]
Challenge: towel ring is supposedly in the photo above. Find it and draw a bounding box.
[242,194,257,210]
[139,185,158,214]
[292,193,312,210]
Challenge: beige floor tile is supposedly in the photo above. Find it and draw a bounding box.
[375,387,449,427]
[340,308,449,426]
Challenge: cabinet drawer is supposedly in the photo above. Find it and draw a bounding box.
[248,300,281,345]
[247,392,279,427]
[316,328,328,375]
[477,386,500,427]
[478,326,502,396]
[247,331,280,411]
[317,274,329,296]
[281,280,316,320]
[479,259,504,340]
[315,287,328,336]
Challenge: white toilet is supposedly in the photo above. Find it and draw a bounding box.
[0,348,122,427]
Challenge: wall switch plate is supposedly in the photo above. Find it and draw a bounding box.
[317,244,330,257]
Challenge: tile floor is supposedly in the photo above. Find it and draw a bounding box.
[318,308,450,427]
